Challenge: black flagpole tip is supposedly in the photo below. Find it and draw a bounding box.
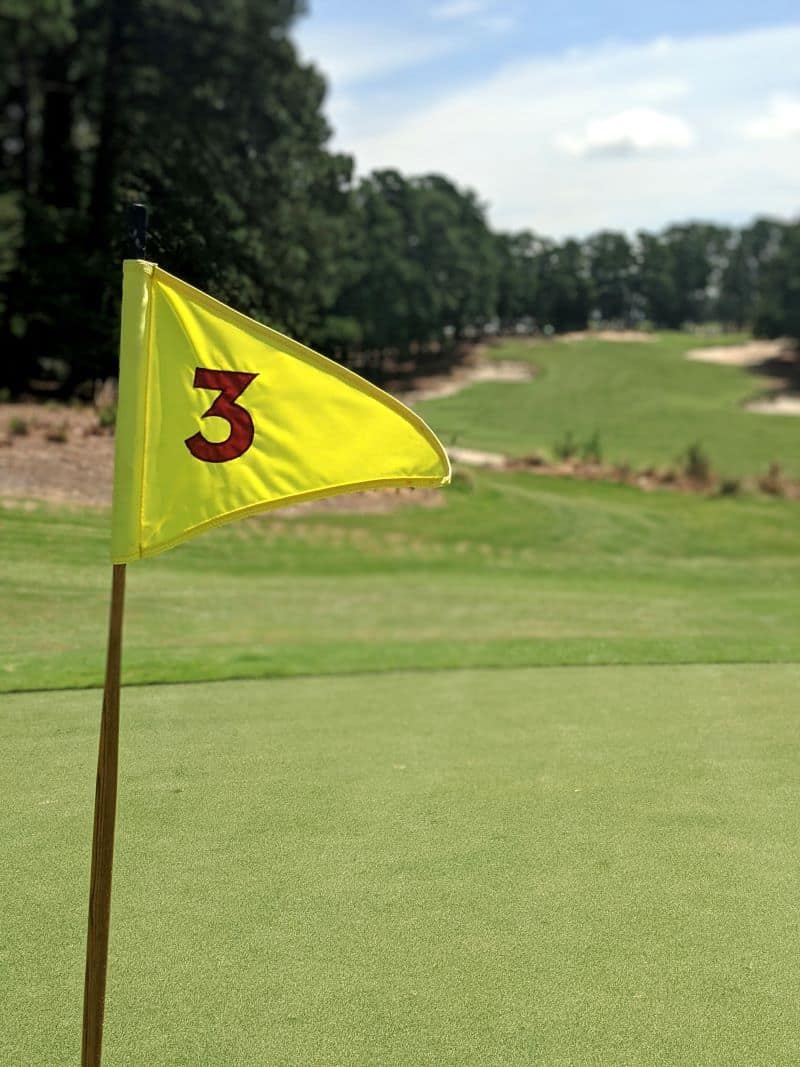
[125,203,148,259]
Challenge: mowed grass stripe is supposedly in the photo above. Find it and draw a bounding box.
[3,665,800,1066]
[4,469,800,693]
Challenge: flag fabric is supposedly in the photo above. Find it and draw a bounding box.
[111,261,450,562]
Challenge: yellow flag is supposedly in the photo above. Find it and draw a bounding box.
[111,261,450,562]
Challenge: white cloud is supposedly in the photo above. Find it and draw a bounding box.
[297,24,458,86]
[305,23,800,235]
[557,107,694,157]
[430,1,513,34]
[477,14,514,34]
[431,0,488,19]
[745,94,800,140]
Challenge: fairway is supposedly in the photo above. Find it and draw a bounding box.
[3,666,799,1066]
[418,334,800,477]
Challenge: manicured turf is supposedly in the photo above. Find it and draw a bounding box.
[4,469,800,693]
[417,333,800,477]
[3,666,800,1065]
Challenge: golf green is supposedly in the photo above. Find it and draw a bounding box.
[3,665,799,1065]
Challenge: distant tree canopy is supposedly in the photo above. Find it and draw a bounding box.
[326,170,500,364]
[1,1,798,395]
[0,0,353,392]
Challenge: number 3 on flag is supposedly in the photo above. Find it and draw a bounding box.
[185,367,258,463]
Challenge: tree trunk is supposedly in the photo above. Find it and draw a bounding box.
[89,0,129,250]
[40,47,77,208]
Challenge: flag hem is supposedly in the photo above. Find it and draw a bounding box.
[137,263,157,559]
[111,260,155,562]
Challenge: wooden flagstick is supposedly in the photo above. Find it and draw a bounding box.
[81,204,147,1067]
[81,562,126,1066]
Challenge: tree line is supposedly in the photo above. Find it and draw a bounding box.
[1,0,798,396]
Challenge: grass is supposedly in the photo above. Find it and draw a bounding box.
[4,665,800,1065]
[5,329,800,1064]
[417,333,800,477]
[4,469,800,693]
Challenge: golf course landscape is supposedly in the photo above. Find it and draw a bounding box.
[3,331,800,1065]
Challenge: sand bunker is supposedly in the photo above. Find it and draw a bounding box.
[686,339,788,367]
[448,446,507,469]
[399,359,534,404]
[562,330,654,343]
[687,338,800,415]
[746,396,800,416]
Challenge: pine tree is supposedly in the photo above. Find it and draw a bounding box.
[0,0,354,393]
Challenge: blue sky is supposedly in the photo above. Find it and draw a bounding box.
[295,1,800,236]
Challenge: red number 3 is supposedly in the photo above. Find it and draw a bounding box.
[185,367,258,463]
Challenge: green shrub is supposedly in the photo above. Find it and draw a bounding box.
[8,416,28,436]
[554,431,577,461]
[449,466,475,492]
[581,431,602,464]
[758,462,786,496]
[97,404,116,429]
[683,442,711,484]
[717,477,741,497]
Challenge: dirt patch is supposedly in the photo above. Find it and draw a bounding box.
[0,403,115,506]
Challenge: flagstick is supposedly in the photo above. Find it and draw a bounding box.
[80,202,146,1067]
[81,562,126,1067]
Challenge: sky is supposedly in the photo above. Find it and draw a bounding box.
[294,1,800,237]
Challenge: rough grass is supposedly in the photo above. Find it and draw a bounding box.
[417,333,800,476]
[4,469,800,693]
[3,666,800,1066]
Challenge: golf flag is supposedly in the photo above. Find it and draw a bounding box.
[111,261,450,562]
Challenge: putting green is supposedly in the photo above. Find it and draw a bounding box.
[3,665,799,1065]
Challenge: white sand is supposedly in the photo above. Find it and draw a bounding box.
[448,446,507,469]
[562,329,654,343]
[400,359,534,403]
[746,396,800,416]
[686,340,788,367]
